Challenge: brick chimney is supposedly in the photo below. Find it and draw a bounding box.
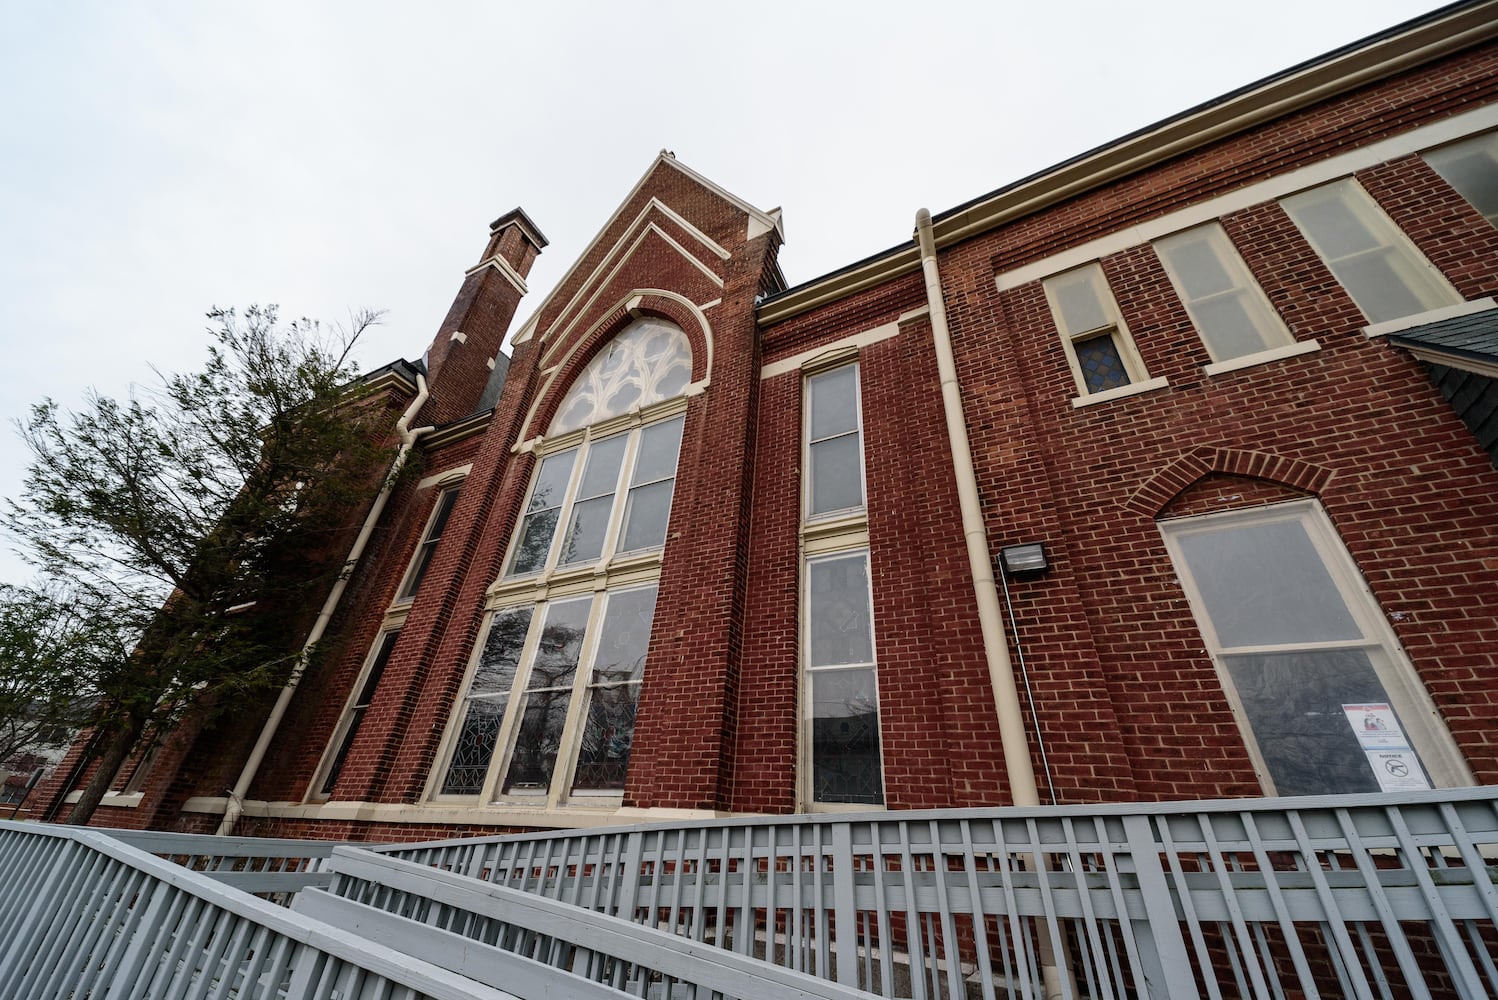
[422,208,547,424]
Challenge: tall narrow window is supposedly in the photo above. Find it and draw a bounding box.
[806,551,883,805]
[1281,179,1460,324]
[805,364,865,518]
[1425,132,1498,227]
[1155,224,1294,362]
[1159,501,1468,797]
[315,630,400,798]
[1043,264,1150,396]
[396,486,460,602]
[436,316,690,809]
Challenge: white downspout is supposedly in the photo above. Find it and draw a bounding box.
[217,374,432,836]
[916,211,1069,1000]
[915,209,1040,808]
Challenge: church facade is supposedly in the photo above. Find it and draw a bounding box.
[36,1,1498,841]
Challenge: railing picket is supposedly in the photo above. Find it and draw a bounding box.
[11,787,1498,998]
[956,821,998,1000]
[991,816,1037,1000]
[830,821,856,987]
[1155,819,1223,1000]
[868,822,896,997]
[1286,809,1377,999]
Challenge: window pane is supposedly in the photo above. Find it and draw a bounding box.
[632,416,684,485]
[578,434,627,496]
[1335,251,1436,324]
[1192,293,1273,359]
[503,689,570,793]
[1290,190,1380,258]
[1224,649,1415,796]
[812,667,883,805]
[619,479,675,552]
[1174,517,1361,647]
[470,608,533,696]
[527,451,576,513]
[1160,231,1235,297]
[810,434,864,515]
[441,699,504,795]
[528,597,590,691]
[572,684,638,791]
[809,554,873,667]
[1427,134,1498,224]
[507,507,560,576]
[809,367,859,441]
[590,586,658,685]
[1050,268,1110,334]
[1074,334,1131,393]
[559,495,613,565]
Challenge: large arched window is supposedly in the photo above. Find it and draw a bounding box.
[433,318,691,808]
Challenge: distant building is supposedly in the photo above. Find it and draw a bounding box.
[35,1,1498,840]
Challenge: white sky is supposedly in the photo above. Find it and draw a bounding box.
[0,1,1448,586]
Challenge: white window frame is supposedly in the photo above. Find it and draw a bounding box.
[307,628,401,801]
[1042,264,1154,401]
[1280,178,1461,325]
[798,358,884,811]
[803,361,868,522]
[1424,130,1498,228]
[1153,223,1297,366]
[429,580,659,808]
[800,545,885,811]
[1158,500,1470,796]
[393,482,462,605]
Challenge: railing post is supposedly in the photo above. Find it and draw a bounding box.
[830,821,859,987]
[1120,814,1197,1000]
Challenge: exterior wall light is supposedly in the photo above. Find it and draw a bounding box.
[999,542,1049,576]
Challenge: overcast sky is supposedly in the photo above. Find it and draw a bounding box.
[0,1,1449,587]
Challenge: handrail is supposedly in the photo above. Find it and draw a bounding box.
[373,787,1498,999]
[0,820,516,999]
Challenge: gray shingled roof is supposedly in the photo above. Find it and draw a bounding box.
[1387,308,1498,368]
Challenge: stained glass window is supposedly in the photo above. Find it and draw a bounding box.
[549,319,692,435]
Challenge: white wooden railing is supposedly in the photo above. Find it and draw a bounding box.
[5,787,1498,998]
[372,787,1498,1000]
[0,821,516,999]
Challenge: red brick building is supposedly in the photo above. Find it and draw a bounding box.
[36,1,1498,841]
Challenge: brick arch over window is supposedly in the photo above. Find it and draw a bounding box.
[1126,446,1335,518]
[522,291,713,442]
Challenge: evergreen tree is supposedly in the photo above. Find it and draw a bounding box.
[6,306,402,823]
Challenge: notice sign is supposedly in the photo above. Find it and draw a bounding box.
[1342,703,1431,792]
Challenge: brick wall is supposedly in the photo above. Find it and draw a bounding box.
[65,34,1498,838]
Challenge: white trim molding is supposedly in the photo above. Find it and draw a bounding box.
[1204,339,1322,377]
[1071,375,1170,408]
